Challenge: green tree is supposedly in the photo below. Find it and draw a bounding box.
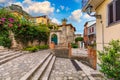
[75,37,83,43]
[62,18,68,22]
[62,18,67,25]
[98,40,120,80]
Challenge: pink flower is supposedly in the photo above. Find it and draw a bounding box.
[8,18,14,23]
[8,23,13,28]
[18,24,21,27]
[0,18,6,22]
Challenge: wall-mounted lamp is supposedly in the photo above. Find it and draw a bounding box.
[86,4,101,19]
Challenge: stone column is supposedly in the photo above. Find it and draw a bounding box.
[9,31,18,49]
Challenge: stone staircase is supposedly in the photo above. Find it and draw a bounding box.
[20,52,56,80]
[0,50,24,65]
[75,60,105,80]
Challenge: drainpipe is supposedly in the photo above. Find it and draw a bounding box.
[100,20,104,51]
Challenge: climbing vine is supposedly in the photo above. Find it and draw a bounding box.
[0,8,50,48]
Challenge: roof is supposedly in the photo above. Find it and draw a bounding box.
[32,15,48,18]
[82,0,105,12]
[58,24,76,31]
[87,21,96,27]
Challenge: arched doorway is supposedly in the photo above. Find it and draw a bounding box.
[51,34,58,45]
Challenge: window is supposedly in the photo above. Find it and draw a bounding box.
[108,0,120,25]
[108,3,113,24]
[89,28,91,33]
[92,27,94,32]
[116,0,120,21]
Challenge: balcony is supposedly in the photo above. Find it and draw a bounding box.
[82,0,105,12]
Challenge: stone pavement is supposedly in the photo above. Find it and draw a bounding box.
[49,58,89,80]
[0,50,50,80]
[72,48,88,57]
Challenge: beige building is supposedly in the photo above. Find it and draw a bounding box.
[50,22,76,47]
[82,0,120,51]
[7,4,50,26]
[75,34,82,39]
[31,15,50,25]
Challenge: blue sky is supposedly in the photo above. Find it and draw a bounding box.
[0,0,96,34]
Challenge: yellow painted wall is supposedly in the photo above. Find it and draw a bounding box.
[96,0,120,51]
[34,17,48,24]
[12,12,49,25]
[12,11,23,19]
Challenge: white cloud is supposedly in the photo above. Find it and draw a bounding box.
[69,9,82,22]
[0,0,14,6]
[83,14,91,19]
[83,13,96,20]
[7,0,55,16]
[23,0,32,4]
[60,5,64,10]
[13,2,23,7]
[56,9,60,13]
[66,7,70,11]
[25,1,54,15]
[0,0,7,3]
[51,18,60,24]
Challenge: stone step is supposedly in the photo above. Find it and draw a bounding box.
[0,52,24,65]
[75,60,104,80]
[0,50,13,56]
[40,56,56,80]
[20,52,51,80]
[0,51,20,60]
[30,54,53,80]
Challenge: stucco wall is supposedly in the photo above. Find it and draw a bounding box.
[96,0,120,51]
[35,17,48,24]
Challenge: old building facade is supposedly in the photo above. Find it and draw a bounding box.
[82,0,120,51]
[50,23,76,48]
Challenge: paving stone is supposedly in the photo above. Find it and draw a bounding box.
[72,48,88,56]
[5,77,11,80]
[0,50,51,80]
[49,58,85,80]
[83,77,89,80]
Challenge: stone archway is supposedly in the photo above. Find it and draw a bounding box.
[51,34,58,45]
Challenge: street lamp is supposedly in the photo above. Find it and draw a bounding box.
[86,4,104,50]
[86,4,101,19]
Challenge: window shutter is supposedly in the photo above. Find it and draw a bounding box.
[108,3,113,24]
[116,0,120,21]
[92,27,94,32]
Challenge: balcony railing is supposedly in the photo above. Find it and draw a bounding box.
[82,0,89,8]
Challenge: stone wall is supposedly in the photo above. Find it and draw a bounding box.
[9,31,47,49]
[87,47,97,70]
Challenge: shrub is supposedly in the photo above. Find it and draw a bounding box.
[75,37,83,43]
[23,45,49,52]
[98,40,120,79]
[0,8,50,48]
[71,43,78,48]
[23,46,39,52]
[37,45,49,50]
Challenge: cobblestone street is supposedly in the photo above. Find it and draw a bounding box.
[0,50,50,80]
[72,48,88,57]
[49,58,89,80]
[0,49,104,80]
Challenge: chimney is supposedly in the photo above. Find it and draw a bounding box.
[62,18,67,25]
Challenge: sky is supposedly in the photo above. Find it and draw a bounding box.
[0,0,96,34]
